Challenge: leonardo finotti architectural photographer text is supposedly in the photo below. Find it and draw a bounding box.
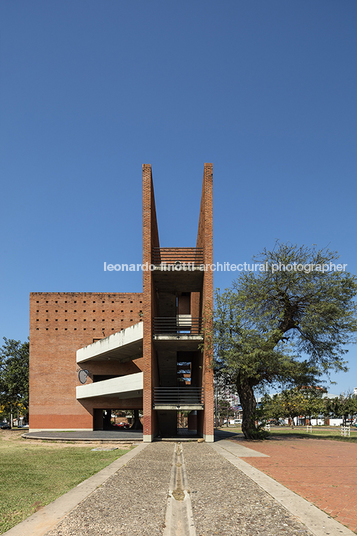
[103,261,348,273]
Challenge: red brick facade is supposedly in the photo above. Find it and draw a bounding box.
[142,164,159,440]
[29,292,143,429]
[197,164,214,441]
[29,164,214,440]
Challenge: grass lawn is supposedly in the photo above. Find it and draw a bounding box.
[269,426,357,442]
[219,425,357,442]
[0,430,133,534]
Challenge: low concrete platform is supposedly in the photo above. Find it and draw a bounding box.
[24,430,143,442]
[23,428,205,442]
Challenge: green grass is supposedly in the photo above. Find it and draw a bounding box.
[0,431,132,534]
[268,426,357,442]
[220,425,357,442]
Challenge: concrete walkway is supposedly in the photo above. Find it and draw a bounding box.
[4,436,355,536]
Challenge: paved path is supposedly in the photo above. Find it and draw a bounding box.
[4,437,355,536]
[184,441,313,536]
[45,442,315,536]
[231,436,357,534]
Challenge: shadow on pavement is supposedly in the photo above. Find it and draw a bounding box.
[214,428,244,441]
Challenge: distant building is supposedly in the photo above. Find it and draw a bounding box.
[215,381,240,408]
[29,164,214,442]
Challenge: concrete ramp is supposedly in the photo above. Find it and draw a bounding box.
[76,372,143,400]
[76,322,143,364]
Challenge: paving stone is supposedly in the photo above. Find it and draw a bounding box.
[183,442,312,536]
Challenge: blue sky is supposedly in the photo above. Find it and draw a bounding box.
[1,1,356,395]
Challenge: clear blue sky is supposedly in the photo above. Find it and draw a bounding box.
[1,1,356,395]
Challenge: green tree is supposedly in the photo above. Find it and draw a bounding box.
[303,386,326,425]
[326,393,357,425]
[279,389,307,426]
[214,242,357,439]
[325,396,340,422]
[261,389,306,427]
[0,338,29,423]
[260,393,284,423]
[261,386,326,426]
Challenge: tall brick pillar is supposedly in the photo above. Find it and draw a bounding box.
[197,163,214,442]
[142,164,159,442]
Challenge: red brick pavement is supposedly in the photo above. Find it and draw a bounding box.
[233,437,357,533]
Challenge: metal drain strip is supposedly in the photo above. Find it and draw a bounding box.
[163,443,196,536]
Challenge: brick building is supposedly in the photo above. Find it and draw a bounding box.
[29,164,214,442]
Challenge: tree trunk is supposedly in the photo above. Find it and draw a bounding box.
[131,409,143,430]
[236,378,257,439]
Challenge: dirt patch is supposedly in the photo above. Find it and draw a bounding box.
[0,430,23,441]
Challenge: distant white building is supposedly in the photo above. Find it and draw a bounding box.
[214,378,240,408]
